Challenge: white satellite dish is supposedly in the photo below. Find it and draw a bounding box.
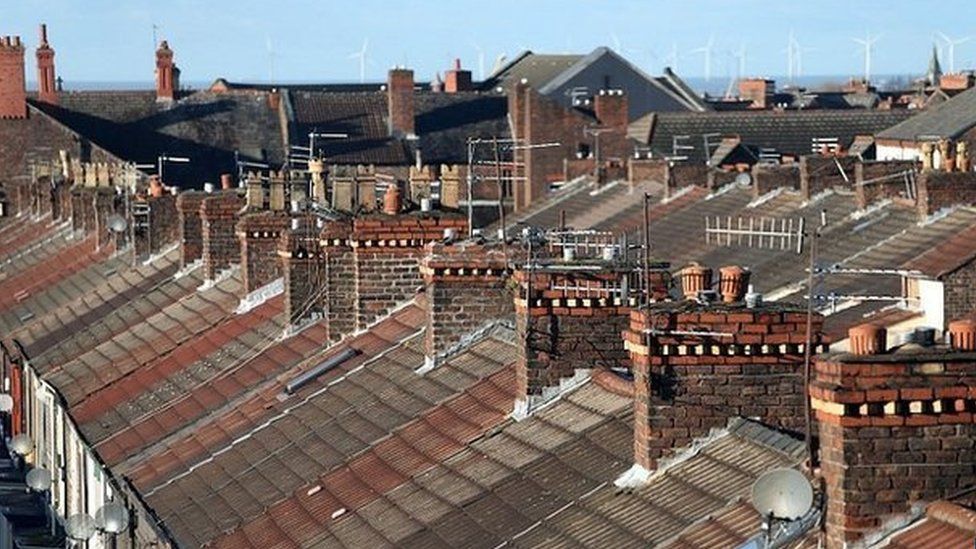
[735,172,752,187]
[95,502,130,534]
[750,468,814,521]
[65,513,98,541]
[26,467,52,492]
[9,433,33,456]
[107,213,127,234]
[0,393,13,412]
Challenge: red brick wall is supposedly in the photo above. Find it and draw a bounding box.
[388,69,415,137]
[628,159,668,185]
[200,191,245,280]
[855,160,917,209]
[627,304,826,471]
[176,192,206,268]
[351,214,466,329]
[813,353,976,548]
[751,163,800,198]
[0,37,26,119]
[514,269,635,399]
[279,219,326,331]
[133,194,179,259]
[237,212,289,294]
[943,261,976,328]
[422,243,512,364]
[801,156,856,199]
[916,170,976,218]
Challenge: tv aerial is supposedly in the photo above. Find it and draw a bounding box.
[751,468,814,520]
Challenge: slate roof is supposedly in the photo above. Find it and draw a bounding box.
[636,110,913,163]
[288,90,510,166]
[480,51,584,90]
[206,403,807,549]
[32,89,286,187]
[878,85,976,141]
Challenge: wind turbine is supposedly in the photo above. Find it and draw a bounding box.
[266,35,277,83]
[852,32,880,83]
[663,42,680,72]
[731,42,747,80]
[348,38,370,84]
[791,34,815,79]
[470,42,486,80]
[937,31,971,73]
[783,30,797,84]
[692,35,716,82]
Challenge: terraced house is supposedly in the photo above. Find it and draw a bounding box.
[4,20,976,549]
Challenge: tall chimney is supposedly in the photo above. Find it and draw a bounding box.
[155,40,179,102]
[738,78,774,109]
[387,67,415,137]
[0,35,26,119]
[444,58,473,93]
[35,24,57,105]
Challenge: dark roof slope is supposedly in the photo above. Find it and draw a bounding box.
[480,51,584,90]
[878,85,976,141]
[288,90,510,165]
[639,110,913,163]
[32,89,285,187]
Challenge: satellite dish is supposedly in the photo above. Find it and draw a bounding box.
[65,513,97,541]
[9,433,33,456]
[95,502,130,534]
[735,172,752,187]
[107,214,127,234]
[0,393,13,412]
[26,467,52,492]
[750,468,814,521]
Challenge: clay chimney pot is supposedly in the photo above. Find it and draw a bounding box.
[718,265,750,303]
[678,263,712,300]
[383,183,402,215]
[948,319,976,351]
[220,173,234,190]
[848,323,886,355]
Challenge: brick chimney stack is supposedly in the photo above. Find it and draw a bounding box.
[387,67,415,137]
[155,40,179,102]
[738,78,775,109]
[593,89,628,132]
[444,58,472,93]
[620,299,826,484]
[35,24,57,105]
[812,321,976,548]
[0,35,26,119]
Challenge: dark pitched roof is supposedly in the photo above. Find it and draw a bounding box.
[415,92,510,164]
[638,110,914,163]
[288,90,409,164]
[877,85,976,141]
[32,89,286,187]
[479,51,584,90]
[288,89,510,166]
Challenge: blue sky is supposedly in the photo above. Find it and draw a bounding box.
[4,0,976,85]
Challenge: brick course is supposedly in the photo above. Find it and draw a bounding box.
[237,211,289,294]
[175,192,206,268]
[813,350,976,547]
[200,191,244,280]
[627,303,826,471]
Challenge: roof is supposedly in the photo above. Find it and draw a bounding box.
[480,51,584,90]
[902,222,976,278]
[130,318,516,547]
[287,89,510,166]
[878,85,976,141]
[214,406,809,549]
[32,89,286,186]
[637,110,913,163]
[885,501,976,548]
